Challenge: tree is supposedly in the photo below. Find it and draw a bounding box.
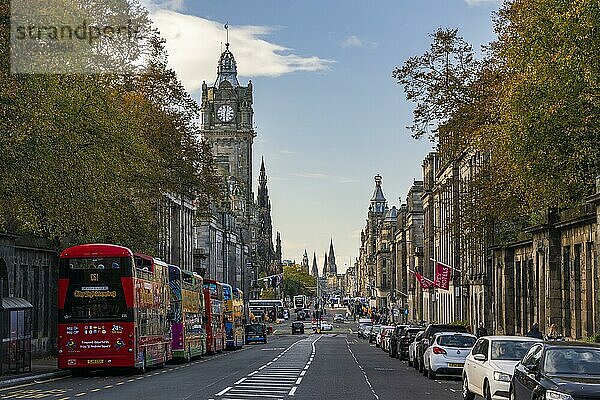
[0,0,221,253]
[282,265,316,298]
[392,28,480,143]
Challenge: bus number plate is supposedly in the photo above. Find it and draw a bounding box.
[87,359,104,364]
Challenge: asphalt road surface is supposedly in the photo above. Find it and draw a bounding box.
[0,317,462,400]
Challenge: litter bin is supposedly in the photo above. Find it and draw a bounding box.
[1,297,33,374]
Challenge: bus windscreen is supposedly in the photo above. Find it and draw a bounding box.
[60,257,131,322]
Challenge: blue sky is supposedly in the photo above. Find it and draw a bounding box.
[147,0,502,273]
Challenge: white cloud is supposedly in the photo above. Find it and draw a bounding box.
[148,10,334,93]
[464,0,501,6]
[340,35,378,49]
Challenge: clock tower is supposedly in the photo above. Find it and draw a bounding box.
[200,42,256,205]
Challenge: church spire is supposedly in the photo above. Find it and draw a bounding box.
[215,24,240,87]
[258,157,269,208]
[370,174,388,214]
[327,239,337,275]
[322,252,328,277]
[311,252,319,277]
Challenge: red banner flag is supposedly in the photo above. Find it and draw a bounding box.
[434,262,452,290]
[415,272,434,289]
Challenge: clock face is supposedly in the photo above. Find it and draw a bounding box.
[217,105,234,122]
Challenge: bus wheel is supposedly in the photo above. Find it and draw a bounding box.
[186,347,191,362]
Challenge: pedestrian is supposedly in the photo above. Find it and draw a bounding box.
[546,324,563,341]
[526,322,544,339]
[476,322,488,338]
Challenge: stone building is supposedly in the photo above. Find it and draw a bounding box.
[375,206,397,310]
[0,235,57,356]
[493,179,600,339]
[301,250,309,275]
[196,41,280,294]
[157,194,196,271]
[357,175,389,308]
[396,181,424,323]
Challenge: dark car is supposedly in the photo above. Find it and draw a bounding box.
[296,310,307,321]
[369,325,381,343]
[388,325,407,358]
[396,326,424,360]
[416,324,468,373]
[291,321,305,334]
[509,341,600,400]
[245,323,267,344]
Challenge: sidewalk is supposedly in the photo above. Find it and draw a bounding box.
[0,357,69,389]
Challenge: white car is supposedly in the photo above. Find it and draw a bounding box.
[423,332,477,379]
[320,322,333,331]
[462,336,542,400]
[409,331,424,367]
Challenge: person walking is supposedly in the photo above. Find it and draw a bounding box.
[526,322,544,339]
[476,322,488,338]
[545,323,563,341]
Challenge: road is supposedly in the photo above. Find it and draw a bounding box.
[0,316,462,400]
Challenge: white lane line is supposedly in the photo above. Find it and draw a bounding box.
[234,377,246,384]
[215,386,232,396]
[300,371,306,376]
[346,339,380,400]
[288,387,297,396]
[295,377,302,384]
[248,370,258,376]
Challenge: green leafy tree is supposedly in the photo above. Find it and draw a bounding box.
[282,265,316,298]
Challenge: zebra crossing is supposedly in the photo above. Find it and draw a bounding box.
[211,336,321,400]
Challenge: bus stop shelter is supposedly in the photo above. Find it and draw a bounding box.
[1,297,33,374]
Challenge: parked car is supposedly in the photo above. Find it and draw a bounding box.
[416,323,469,373]
[321,322,333,331]
[388,325,408,358]
[397,326,425,360]
[381,326,395,352]
[509,341,600,400]
[422,332,477,379]
[409,331,425,368]
[462,336,541,400]
[369,325,381,343]
[333,314,345,323]
[291,321,305,335]
[358,323,370,339]
[245,323,267,344]
[296,310,307,320]
[376,325,393,348]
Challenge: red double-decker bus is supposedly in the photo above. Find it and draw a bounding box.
[203,279,224,354]
[57,244,171,373]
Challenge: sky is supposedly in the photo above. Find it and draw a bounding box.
[144,0,502,274]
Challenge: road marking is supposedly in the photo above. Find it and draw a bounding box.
[74,393,86,397]
[215,386,232,396]
[346,339,380,400]
[91,388,101,392]
[288,386,297,396]
[234,377,246,384]
[300,371,306,376]
[295,377,302,384]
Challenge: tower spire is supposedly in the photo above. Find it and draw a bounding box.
[215,24,239,87]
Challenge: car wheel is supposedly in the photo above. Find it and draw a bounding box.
[418,357,424,373]
[462,375,475,400]
[508,385,515,400]
[407,356,412,366]
[422,359,428,376]
[427,363,436,380]
[484,380,492,400]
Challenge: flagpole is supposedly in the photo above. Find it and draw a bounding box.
[430,258,462,272]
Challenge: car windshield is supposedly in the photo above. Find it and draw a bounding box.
[491,340,538,361]
[438,335,476,348]
[246,324,265,334]
[407,328,423,336]
[544,348,600,375]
